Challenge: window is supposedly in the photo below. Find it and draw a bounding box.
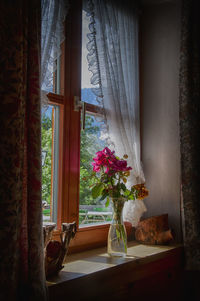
[42,0,142,251]
[79,9,111,227]
[42,0,111,251]
[42,104,58,223]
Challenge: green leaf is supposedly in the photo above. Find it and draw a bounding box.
[91,183,104,199]
[99,189,109,202]
[121,183,127,191]
[124,190,131,197]
[116,227,121,240]
[105,197,110,207]
[120,225,127,252]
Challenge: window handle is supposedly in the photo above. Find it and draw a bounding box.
[74,96,86,130]
[82,101,86,130]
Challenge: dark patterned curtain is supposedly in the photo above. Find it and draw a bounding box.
[179,0,200,270]
[0,1,48,300]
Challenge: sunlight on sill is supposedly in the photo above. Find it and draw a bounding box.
[47,241,183,287]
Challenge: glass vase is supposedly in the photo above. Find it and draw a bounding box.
[107,198,127,257]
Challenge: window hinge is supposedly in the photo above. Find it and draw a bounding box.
[74,96,86,130]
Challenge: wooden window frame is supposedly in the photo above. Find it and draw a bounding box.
[44,0,115,253]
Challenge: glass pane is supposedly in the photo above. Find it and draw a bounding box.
[54,47,64,95]
[42,105,59,223]
[79,113,112,227]
[79,10,111,227]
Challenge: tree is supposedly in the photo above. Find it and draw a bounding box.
[41,111,52,205]
[41,107,106,207]
[80,115,106,205]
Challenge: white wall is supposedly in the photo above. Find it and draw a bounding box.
[140,0,182,241]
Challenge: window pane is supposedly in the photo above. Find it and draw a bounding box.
[54,47,65,95]
[79,113,112,227]
[42,105,59,223]
[79,9,111,227]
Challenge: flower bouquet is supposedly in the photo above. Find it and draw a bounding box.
[91,147,139,257]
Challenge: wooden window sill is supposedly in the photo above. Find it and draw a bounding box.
[47,241,184,301]
[51,222,133,253]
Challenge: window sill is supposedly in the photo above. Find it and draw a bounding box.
[52,222,133,253]
[47,241,184,301]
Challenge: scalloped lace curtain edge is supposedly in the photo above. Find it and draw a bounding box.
[85,0,146,226]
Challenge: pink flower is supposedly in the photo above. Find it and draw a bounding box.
[92,147,132,174]
[92,162,101,172]
[113,159,132,172]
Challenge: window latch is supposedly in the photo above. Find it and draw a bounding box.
[74,96,86,130]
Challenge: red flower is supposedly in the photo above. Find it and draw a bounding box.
[92,147,132,174]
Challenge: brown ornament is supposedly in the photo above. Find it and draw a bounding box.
[43,221,77,278]
[135,214,173,245]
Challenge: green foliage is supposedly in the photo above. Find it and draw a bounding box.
[105,197,110,208]
[91,183,104,199]
[41,111,52,205]
[41,110,105,207]
[43,209,51,216]
[91,171,138,204]
[79,115,105,205]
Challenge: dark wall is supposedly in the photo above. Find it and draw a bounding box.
[140,0,182,241]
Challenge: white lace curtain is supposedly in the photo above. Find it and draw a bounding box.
[41,0,69,103]
[86,0,146,226]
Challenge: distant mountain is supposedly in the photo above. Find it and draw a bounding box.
[81,88,98,105]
